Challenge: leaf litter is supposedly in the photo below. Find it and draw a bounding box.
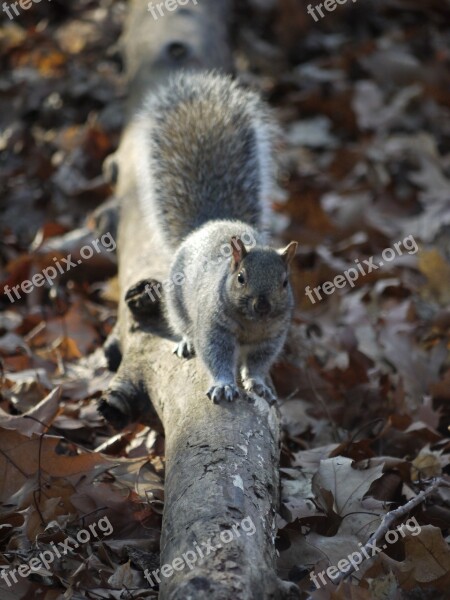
[0,0,449,598]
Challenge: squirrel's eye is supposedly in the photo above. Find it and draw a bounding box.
[237,272,245,285]
[283,278,288,288]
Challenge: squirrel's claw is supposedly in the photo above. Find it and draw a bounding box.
[207,383,240,404]
[173,338,195,359]
[243,380,277,405]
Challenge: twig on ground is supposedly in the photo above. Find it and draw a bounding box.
[334,476,445,584]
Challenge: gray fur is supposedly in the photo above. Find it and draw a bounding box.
[136,72,295,403]
[135,71,277,249]
[165,221,295,404]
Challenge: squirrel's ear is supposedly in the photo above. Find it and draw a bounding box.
[279,241,298,266]
[230,236,247,270]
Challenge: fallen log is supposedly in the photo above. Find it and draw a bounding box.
[99,1,296,598]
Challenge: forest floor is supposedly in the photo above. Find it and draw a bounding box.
[0,0,449,598]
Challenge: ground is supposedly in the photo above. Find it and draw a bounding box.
[0,0,449,598]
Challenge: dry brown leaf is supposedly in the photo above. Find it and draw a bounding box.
[0,387,61,436]
[313,457,385,538]
[382,525,450,588]
[0,429,113,502]
[411,451,443,481]
[418,249,450,306]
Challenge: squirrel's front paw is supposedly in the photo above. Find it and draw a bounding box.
[207,383,240,404]
[243,379,276,405]
[173,338,195,359]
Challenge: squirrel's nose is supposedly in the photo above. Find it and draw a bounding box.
[253,295,271,316]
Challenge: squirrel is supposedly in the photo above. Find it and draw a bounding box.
[135,71,297,404]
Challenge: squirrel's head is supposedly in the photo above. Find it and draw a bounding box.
[226,237,298,321]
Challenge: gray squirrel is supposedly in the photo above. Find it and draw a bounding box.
[135,72,297,404]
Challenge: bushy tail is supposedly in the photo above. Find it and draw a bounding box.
[134,71,277,249]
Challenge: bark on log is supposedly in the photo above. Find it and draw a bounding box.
[99,1,297,598]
